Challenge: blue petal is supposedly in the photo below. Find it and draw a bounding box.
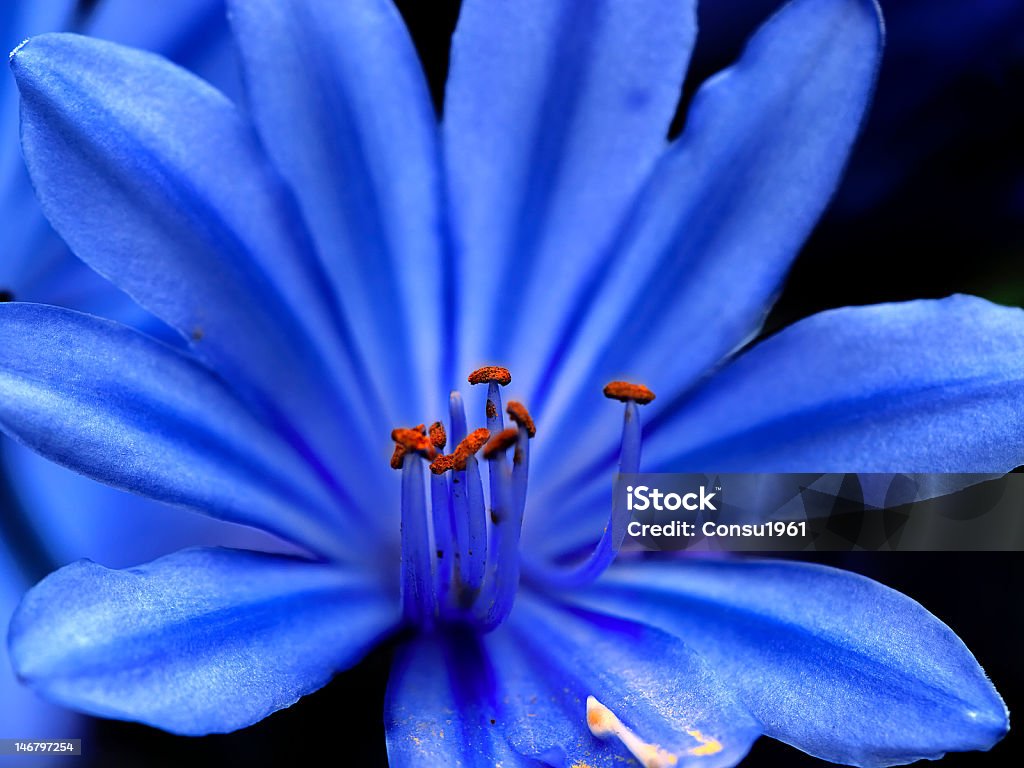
[10,33,389,502]
[527,0,882,514]
[569,558,1009,766]
[444,0,697,381]
[385,632,536,768]
[82,0,241,101]
[227,0,448,418]
[0,303,360,561]
[646,295,1024,471]
[9,547,398,735]
[385,598,759,768]
[489,597,760,767]
[533,295,1024,559]
[3,439,298,569]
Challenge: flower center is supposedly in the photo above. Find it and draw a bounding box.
[390,367,654,631]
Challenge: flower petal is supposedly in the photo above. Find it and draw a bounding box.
[528,0,882,505]
[82,0,241,100]
[10,33,387,497]
[3,440,297,569]
[0,303,357,560]
[646,295,1024,472]
[227,0,448,418]
[385,632,534,768]
[445,0,697,378]
[490,597,761,768]
[9,548,398,735]
[1,543,78,741]
[569,558,1009,766]
[534,295,1024,558]
[385,598,760,768]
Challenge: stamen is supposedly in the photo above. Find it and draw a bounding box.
[390,445,407,470]
[400,453,434,626]
[429,421,447,450]
[524,383,650,589]
[586,696,678,768]
[483,428,518,459]
[506,401,536,438]
[603,381,656,404]
[468,365,512,386]
[507,401,535,516]
[449,391,468,445]
[430,467,454,616]
[451,428,491,470]
[476,431,523,630]
[437,427,491,602]
[391,427,437,459]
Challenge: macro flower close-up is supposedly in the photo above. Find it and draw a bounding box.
[1,0,1022,766]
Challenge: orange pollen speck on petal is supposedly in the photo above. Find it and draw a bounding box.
[468,366,512,386]
[506,401,536,437]
[483,428,518,459]
[603,381,656,404]
[429,421,447,450]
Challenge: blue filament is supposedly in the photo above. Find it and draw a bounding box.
[400,453,434,626]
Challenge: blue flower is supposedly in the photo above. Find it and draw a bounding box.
[1,0,1019,765]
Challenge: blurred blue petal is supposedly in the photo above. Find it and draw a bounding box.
[445,0,696,378]
[3,440,295,569]
[228,0,447,419]
[528,0,882,507]
[10,33,389,502]
[82,0,241,102]
[0,303,356,560]
[570,558,1008,766]
[9,548,398,735]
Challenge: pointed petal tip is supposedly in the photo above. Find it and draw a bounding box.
[9,37,30,62]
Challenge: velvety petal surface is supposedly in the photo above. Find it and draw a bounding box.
[568,558,1008,766]
[445,0,696,380]
[0,304,357,560]
[531,295,1024,558]
[10,33,389,508]
[9,548,399,735]
[385,597,759,768]
[228,0,447,419]
[525,0,883,524]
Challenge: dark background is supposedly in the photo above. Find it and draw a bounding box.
[83,0,1024,765]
